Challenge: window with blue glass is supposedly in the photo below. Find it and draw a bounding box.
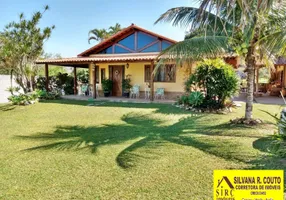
[99,46,113,54]
[118,34,135,50]
[114,45,130,53]
[162,40,172,50]
[137,31,156,49]
[141,43,160,52]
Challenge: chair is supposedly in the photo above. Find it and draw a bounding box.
[77,85,83,96]
[145,87,150,99]
[130,85,140,98]
[81,84,88,96]
[155,88,165,99]
[89,84,99,97]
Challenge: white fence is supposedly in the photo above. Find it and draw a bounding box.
[0,75,18,103]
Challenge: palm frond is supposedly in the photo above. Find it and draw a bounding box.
[155,6,233,34]
[156,35,231,71]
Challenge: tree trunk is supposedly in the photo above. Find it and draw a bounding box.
[10,69,13,95]
[245,61,255,119]
[245,23,259,120]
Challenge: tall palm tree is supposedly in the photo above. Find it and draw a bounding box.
[109,23,122,35]
[155,0,286,120]
[88,23,122,44]
[88,28,110,44]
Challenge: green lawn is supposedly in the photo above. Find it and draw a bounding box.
[0,100,285,199]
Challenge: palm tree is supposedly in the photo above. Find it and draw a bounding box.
[88,23,122,44]
[155,0,286,120]
[88,28,110,44]
[109,23,122,35]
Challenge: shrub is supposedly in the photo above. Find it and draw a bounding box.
[177,95,189,105]
[122,75,132,92]
[77,69,89,83]
[264,110,286,157]
[102,79,113,92]
[188,91,204,107]
[6,86,21,95]
[8,92,39,105]
[36,73,74,94]
[184,59,238,109]
[36,89,60,100]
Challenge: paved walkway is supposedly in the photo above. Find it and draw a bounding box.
[233,93,285,105]
[62,95,176,104]
[60,93,286,106]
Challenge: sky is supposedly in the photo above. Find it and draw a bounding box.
[0,0,198,58]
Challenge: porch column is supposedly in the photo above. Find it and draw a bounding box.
[93,64,97,99]
[45,63,49,91]
[73,67,78,95]
[150,60,155,101]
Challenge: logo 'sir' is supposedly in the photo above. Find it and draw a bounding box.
[216,176,235,197]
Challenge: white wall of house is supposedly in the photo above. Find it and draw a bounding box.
[0,75,18,103]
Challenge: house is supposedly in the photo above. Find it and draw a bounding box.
[36,24,238,100]
[269,57,286,96]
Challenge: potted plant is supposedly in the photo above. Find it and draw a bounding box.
[122,75,132,98]
[101,79,113,97]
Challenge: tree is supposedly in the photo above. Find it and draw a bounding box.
[155,1,286,120]
[0,5,55,93]
[109,23,122,35]
[88,23,122,44]
[88,28,110,44]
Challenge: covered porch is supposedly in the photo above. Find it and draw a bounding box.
[61,95,175,104]
[36,53,158,101]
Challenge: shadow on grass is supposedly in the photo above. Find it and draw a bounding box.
[39,99,189,115]
[0,104,16,111]
[15,110,282,170]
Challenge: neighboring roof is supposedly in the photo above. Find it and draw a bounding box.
[275,57,286,65]
[36,52,160,65]
[78,24,177,57]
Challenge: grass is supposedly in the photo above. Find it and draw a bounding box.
[0,100,285,199]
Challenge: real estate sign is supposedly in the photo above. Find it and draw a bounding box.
[214,170,284,200]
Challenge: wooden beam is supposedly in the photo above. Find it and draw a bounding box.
[45,63,49,91]
[150,60,155,101]
[115,43,136,53]
[138,40,159,52]
[73,67,77,95]
[93,64,97,99]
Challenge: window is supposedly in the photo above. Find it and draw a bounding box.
[114,45,130,53]
[99,46,113,54]
[141,43,160,52]
[162,40,172,50]
[118,33,135,50]
[137,31,156,49]
[101,68,105,83]
[145,65,151,82]
[144,64,176,82]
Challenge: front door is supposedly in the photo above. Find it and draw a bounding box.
[110,65,124,96]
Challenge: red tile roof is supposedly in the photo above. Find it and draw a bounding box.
[36,52,159,64]
[77,24,177,57]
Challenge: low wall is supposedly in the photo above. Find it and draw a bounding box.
[0,75,18,103]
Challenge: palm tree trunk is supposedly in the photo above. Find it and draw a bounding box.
[245,62,255,119]
[245,23,259,120]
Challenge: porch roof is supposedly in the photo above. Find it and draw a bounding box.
[35,52,159,65]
